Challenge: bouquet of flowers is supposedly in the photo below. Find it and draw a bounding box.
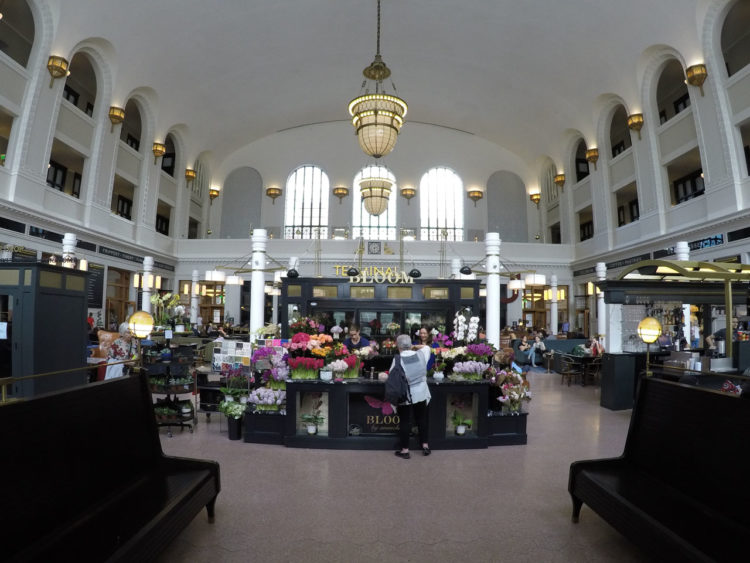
[492,368,531,414]
[386,321,401,335]
[150,292,181,327]
[330,325,343,339]
[369,318,382,334]
[353,345,377,360]
[466,343,494,360]
[290,316,322,335]
[260,348,289,388]
[248,387,286,412]
[451,360,491,380]
[453,308,481,345]
[287,356,324,379]
[325,355,359,378]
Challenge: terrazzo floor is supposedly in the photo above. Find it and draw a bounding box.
[157,369,652,562]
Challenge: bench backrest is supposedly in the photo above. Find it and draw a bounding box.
[0,373,163,551]
[625,377,750,525]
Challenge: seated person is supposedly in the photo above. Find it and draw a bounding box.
[515,335,535,366]
[343,324,370,351]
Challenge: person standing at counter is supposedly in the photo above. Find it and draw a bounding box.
[394,334,431,459]
[705,317,740,352]
[343,324,370,351]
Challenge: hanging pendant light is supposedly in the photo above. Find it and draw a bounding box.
[359,163,393,216]
[348,0,408,159]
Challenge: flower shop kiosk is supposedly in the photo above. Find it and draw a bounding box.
[238,275,526,448]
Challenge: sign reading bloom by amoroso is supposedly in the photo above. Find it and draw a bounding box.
[333,265,414,284]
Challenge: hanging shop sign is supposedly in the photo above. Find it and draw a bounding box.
[333,265,414,284]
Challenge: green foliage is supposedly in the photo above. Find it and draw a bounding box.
[219,400,246,419]
[451,410,472,428]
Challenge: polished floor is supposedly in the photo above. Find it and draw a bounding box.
[157,369,651,562]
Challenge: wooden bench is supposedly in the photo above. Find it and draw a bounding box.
[0,372,220,562]
[568,377,749,562]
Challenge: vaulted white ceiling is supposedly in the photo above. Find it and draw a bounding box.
[53,0,713,168]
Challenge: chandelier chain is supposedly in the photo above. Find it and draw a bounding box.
[376,0,381,57]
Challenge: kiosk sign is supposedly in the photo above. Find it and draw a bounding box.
[333,265,413,284]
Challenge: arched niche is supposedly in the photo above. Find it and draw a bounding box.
[487,170,528,242]
[220,166,263,239]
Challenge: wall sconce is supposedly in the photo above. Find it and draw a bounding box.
[585,148,599,170]
[152,142,166,164]
[400,185,416,204]
[553,173,565,191]
[685,64,708,96]
[133,273,162,290]
[627,113,644,140]
[209,186,221,204]
[266,186,282,204]
[332,185,350,204]
[185,168,197,183]
[529,192,541,208]
[47,55,69,88]
[108,106,125,133]
[468,189,484,207]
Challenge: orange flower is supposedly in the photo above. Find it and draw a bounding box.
[317,334,333,344]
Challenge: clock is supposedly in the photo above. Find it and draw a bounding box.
[367,241,382,255]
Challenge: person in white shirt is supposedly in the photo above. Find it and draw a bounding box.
[393,334,431,459]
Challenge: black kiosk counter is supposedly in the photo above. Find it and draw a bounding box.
[244,378,527,449]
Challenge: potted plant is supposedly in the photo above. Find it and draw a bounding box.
[219,400,247,440]
[301,394,324,435]
[451,410,472,436]
[300,412,325,435]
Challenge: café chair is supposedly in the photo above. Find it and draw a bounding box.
[560,354,583,386]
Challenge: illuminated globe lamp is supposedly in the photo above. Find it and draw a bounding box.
[128,310,155,360]
[637,316,662,376]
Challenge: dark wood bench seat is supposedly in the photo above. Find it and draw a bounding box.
[569,377,749,562]
[0,372,220,562]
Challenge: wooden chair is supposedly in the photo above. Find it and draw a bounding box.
[560,354,583,386]
[582,356,602,386]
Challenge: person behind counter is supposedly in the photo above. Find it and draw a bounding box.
[414,326,438,370]
[705,317,740,352]
[343,324,370,350]
[393,334,431,459]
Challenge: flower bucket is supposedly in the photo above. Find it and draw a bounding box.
[306,423,318,435]
[455,424,467,436]
[227,416,243,440]
[320,370,333,381]
[433,371,445,381]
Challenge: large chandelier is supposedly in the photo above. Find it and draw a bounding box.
[359,165,393,216]
[348,0,407,159]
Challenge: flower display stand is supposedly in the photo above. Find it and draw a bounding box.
[244,411,285,444]
[486,411,527,445]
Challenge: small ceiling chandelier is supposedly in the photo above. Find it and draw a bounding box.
[348,0,407,159]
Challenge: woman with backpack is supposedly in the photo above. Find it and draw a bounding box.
[392,334,432,459]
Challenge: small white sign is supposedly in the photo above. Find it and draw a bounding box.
[165,329,173,339]
[0,322,7,339]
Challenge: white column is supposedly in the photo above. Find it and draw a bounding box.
[141,256,154,314]
[190,269,200,324]
[596,262,607,349]
[61,233,77,268]
[550,274,559,335]
[485,233,501,348]
[676,241,691,348]
[272,271,282,325]
[250,229,268,338]
[451,258,461,279]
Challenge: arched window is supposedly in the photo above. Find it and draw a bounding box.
[655,60,690,125]
[0,1,34,67]
[419,167,464,241]
[574,139,589,182]
[722,1,750,77]
[62,53,97,117]
[352,164,397,240]
[284,165,330,239]
[609,106,631,158]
